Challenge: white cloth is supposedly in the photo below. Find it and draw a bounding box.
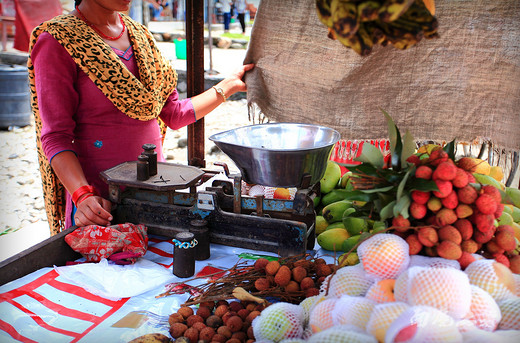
[220,0,232,13]
[235,0,247,13]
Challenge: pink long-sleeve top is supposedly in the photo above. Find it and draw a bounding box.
[31,32,196,227]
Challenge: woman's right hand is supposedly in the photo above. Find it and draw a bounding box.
[74,195,113,227]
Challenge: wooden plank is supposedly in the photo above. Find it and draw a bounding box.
[0,227,81,286]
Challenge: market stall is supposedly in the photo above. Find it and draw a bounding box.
[1,0,520,342]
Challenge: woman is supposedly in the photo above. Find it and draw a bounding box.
[28,0,254,234]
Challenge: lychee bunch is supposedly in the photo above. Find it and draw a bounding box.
[392,147,519,271]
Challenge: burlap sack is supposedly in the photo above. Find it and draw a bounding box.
[244,0,520,185]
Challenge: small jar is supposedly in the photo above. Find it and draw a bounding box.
[173,231,196,278]
[142,143,157,176]
[136,154,149,181]
[190,219,210,261]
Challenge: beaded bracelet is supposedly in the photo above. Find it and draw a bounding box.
[72,185,97,206]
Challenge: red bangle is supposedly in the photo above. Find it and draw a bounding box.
[77,193,94,205]
[72,185,97,206]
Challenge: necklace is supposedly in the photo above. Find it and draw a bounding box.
[76,7,125,41]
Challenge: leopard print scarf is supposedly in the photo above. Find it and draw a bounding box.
[28,13,177,235]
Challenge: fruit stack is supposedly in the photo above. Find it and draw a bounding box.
[250,233,520,342]
[316,0,439,56]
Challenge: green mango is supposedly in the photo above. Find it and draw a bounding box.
[371,221,387,234]
[473,173,505,191]
[498,212,514,226]
[512,206,520,223]
[317,228,350,251]
[341,234,361,253]
[506,187,520,208]
[338,252,359,267]
[340,171,353,189]
[343,216,369,236]
[322,199,354,223]
[315,215,329,235]
[320,161,342,194]
[321,189,352,207]
[326,222,347,230]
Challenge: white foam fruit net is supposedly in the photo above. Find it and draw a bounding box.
[365,279,396,303]
[330,295,376,330]
[308,298,337,333]
[393,269,411,303]
[299,294,326,327]
[409,254,461,270]
[464,259,517,302]
[461,328,520,343]
[407,266,472,319]
[465,285,501,331]
[513,273,520,297]
[385,306,462,343]
[365,302,410,343]
[307,325,377,343]
[323,264,374,298]
[252,302,303,342]
[497,298,520,330]
[357,234,410,280]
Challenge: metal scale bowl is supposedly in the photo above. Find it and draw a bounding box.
[101,123,340,257]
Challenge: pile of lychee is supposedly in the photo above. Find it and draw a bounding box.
[252,257,336,299]
[168,299,265,343]
[392,148,519,271]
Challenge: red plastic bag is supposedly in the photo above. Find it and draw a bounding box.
[65,223,148,264]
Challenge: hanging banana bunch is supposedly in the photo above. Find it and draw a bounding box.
[316,0,438,56]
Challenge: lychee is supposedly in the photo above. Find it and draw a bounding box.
[429,148,449,166]
[437,240,463,260]
[493,253,510,268]
[265,260,280,275]
[461,239,479,254]
[254,278,270,291]
[475,194,498,215]
[392,215,411,232]
[452,168,469,188]
[494,229,516,251]
[433,161,457,181]
[485,239,505,255]
[291,266,307,283]
[410,202,427,220]
[509,255,520,274]
[406,154,421,166]
[411,190,430,205]
[482,185,502,204]
[440,190,459,209]
[254,258,269,271]
[433,179,453,198]
[472,212,495,233]
[427,197,442,212]
[454,219,473,240]
[457,185,478,204]
[274,265,291,286]
[438,225,462,244]
[436,208,458,226]
[458,251,476,269]
[455,204,473,219]
[417,227,438,247]
[494,203,504,219]
[300,277,315,290]
[415,165,433,179]
[473,228,495,244]
[466,172,476,183]
[406,233,423,255]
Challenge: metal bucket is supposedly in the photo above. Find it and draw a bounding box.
[0,64,32,128]
[209,123,340,187]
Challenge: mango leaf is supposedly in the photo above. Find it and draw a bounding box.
[407,178,439,192]
[354,143,384,169]
[443,139,456,161]
[337,163,379,177]
[396,169,412,200]
[334,190,376,202]
[382,109,403,171]
[401,130,416,167]
[393,194,411,219]
[380,200,396,221]
[360,185,395,194]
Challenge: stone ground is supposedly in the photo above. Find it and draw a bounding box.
[0,23,257,261]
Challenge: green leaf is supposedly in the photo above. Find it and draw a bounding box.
[380,200,396,221]
[381,109,403,171]
[444,139,456,160]
[407,178,439,192]
[354,143,384,169]
[396,168,412,200]
[393,194,411,218]
[361,185,395,194]
[401,130,416,167]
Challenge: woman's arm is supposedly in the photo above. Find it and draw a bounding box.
[191,63,254,120]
